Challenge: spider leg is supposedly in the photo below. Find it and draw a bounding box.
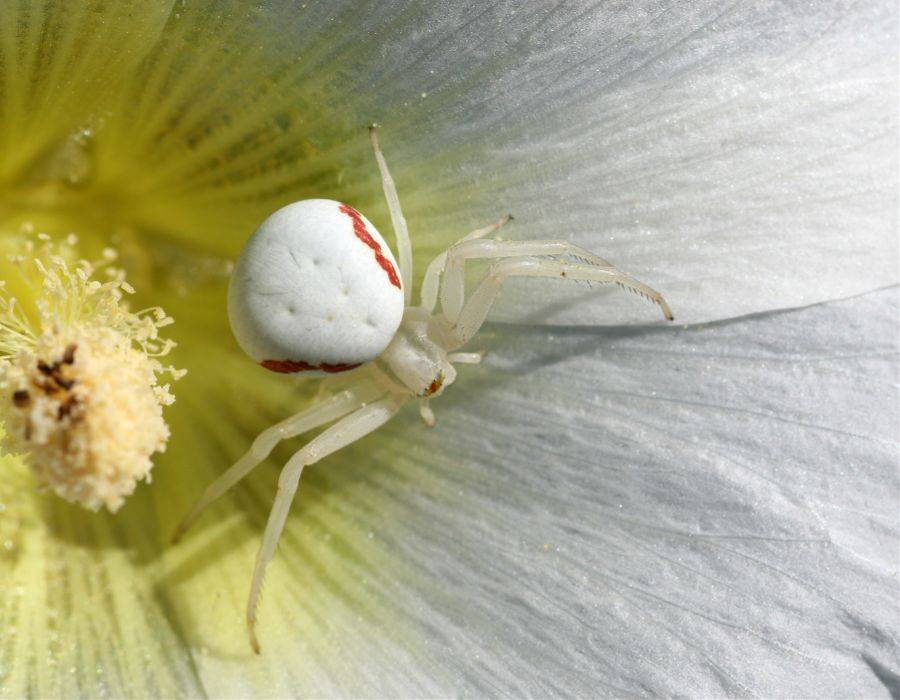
[419,397,436,426]
[171,379,385,543]
[449,255,673,349]
[246,393,406,653]
[420,214,513,312]
[446,351,486,364]
[369,125,413,303]
[439,238,664,324]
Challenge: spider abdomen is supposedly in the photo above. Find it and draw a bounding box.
[228,199,405,375]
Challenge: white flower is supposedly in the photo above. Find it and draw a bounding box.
[0,1,895,698]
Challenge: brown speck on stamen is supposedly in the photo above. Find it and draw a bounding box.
[37,377,60,395]
[12,390,30,407]
[57,396,78,421]
[52,372,74,390]
[63,344,77,364]
[35,351,78,392]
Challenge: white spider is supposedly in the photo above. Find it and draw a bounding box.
[173,127,673,653]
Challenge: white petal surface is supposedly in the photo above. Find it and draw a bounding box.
[271,0,898,325]
[0,2,897,697]
[180,289,898,696]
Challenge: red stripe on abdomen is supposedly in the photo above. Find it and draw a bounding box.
[338,203,402,289]
[261,359,362,374]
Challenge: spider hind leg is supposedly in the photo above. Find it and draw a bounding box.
[246,394,405,653]
[171,379,384,544]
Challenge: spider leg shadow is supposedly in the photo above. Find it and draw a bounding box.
[469,320,675,382]
[466,284,675,374]
[152,515,254,659]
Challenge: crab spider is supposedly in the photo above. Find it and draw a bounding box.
[173,126,673,653]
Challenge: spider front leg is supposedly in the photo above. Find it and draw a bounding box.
[447,253,673,349]
[419,398,436,427]
[171,378,385,544]
[439,238,671,325]
[420,214,513,312]
[247,393,407,653]
[447,351,486,364]
[369,125,413,302]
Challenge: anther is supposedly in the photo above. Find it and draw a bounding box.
[63,343,77,364]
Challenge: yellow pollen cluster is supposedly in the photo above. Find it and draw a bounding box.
[0,235,185,512]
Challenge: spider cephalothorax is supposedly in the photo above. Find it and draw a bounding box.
[173,126,672,653]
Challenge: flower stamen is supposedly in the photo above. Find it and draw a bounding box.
[0,235,185,512]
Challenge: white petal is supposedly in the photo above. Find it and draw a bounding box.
[186,289,898,696]
[316,1,898,325]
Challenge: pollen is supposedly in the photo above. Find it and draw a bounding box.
[0,235,185,512]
